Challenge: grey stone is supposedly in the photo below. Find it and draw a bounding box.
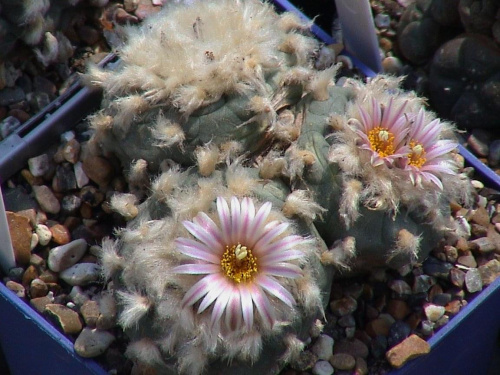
[74,328,116,358]
[52,164,77,193]
[61,195,82,214]
[48,238,88,272]
[488,140,500,167]
[32,185,61,214]
[311,334,334,361]
[60,263,101,286]
[0,86,25,106]
[413,274,436,294]
[0,116,21,139]
[312,360,334,375]
[28,154,51,177]
[467,130,491,157]
[465,268,483,293]
[423,257,453,279]
[389,280,412,296]
[374,13,391,29]
[74,162,90,188]
[424,304,445,322]
[387,321,411,348]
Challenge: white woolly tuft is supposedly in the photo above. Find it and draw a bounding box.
[125,338,164,366]
[387,229,421,264]
[306,65,339,101]
[195,144,220,177]
[34,31,58,66]
[89,113,113,133]
[178,344,209,375]
[151,167,183,200]
[280,334,305,364]
[309,319,324,338]
[226,165,258,196]
[339,179,363,229]
[320,236,356,270]
[151,115,185,148]
[282,190,326,223]
[100,238,124,280]
[116,291,152,329]
[258,153,287,179]
[295,270,323,314]
[110,193,139,220]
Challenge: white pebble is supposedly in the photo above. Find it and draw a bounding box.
[311,334,334,360]
[28,154,50,177]
[30,233,39,251]
[48,238,88,272]
[424,304,445,322]
[36,224,52,246]
[312,360,334,375]
[61,130,75,143]
[74,161,90,188]
[60,263,101,286]
[375,13,391,29]
[471,180,484,190]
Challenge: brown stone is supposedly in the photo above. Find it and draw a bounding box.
[386,299,411,321]
[16,208,37,226]
[32,185,61,214]
[333,338,369,359]
[22,265,39,287]
[29,278,49,298]
[80,300,100,328]
[6,280,25,298]
[20,169,44,186]
[50,224,71,245]
[45,304,83,334]
[365,315,393,337]
[330,353,355,371]
[445,299,463,315]
[386,334,430,368]
[470,206,490,227]
[82,155,114,187]
[354,356,368,375]
[39,269,59,283]
[479,259,500,285]
[457,255,477,268]
[6,211,32,266]
[30,296,53,313]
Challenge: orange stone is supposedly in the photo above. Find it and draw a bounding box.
[50,224,71,245]
[7,211,32,266]
[386,334,430,368]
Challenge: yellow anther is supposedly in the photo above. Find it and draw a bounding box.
[407,140,426,168]
[234,244,248,260]
[221,244,258,283]
[367,127,395,158]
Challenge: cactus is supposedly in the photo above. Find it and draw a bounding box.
[86,0,473,373]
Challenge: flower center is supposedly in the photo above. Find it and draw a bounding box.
[368,127,395,157]
[221,244,258,283]
[407,140,427,168]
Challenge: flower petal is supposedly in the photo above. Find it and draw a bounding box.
[246,202,272,248]
[240,285,254,331]
[240,197,255,244]
[253,222,289,254]
[262,235,304,255]
[225,288,242,331]
[183,220,221,252]
[231,196,241,244]
[173,263,220,274]
[198,276,228,313]
[175,237,221,263]
[217,197,232,244]
[210,286,232,328]
[181,273,220,308]
[193,212,224,247]
[249,283,275,329]
[261,262,303,278]
[256,274,295,308]
[260,249,304,265]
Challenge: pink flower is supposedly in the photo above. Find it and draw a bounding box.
[173,196,304,332]
[402,109,458,189]
[350,97,410,167]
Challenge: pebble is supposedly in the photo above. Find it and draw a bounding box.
[0,116,22,139]
[49,224,71,245]
[449,268,466,288]
[422,257,453,279]
[387,321,411,348]
[333,338,369,359]
[0,86,25,106]
[28,154,51,177]
[388,280,412,296]
[366,314,395,337]
[330,353,355,371]
[382,56,403,75]
[292,351,318,372]
[330,296,357,316]
[385,334,430,368]
[311,334,334,360]
[374,13,391,29]
[74,328,116,358]
[60,263,101,286]
[29,278,49,298]
[32,185,61,214]
[457,255,477,268]
[80,300,100,328]
[35,224,52,246]
[312,360,334,375]
[6,280,26,298]
[69,286,90,307]
[354,357,368,375]
[6,211,32,266]
[386,299,410,320]
[488,139,500,167]
[48,238,88,272]
[96,292,117,330]
[465,268,483,293]
[424,304,445,322]
[30,295,54,313]
[45,303,83,334]
[478,259,500,285]
[82,155,114,187]
[470,237,496,253]
[370,334,388,359]
[22,265,39,287]
[412,274,436,294]
[74,161,90,188]
[470,207,491,227]
[467,130,490,157]
[61,195,82,214]
[52,164,77,192]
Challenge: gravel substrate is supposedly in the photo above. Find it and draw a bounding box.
[1,1,500,375]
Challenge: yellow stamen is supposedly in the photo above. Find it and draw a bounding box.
[221,243,258,283]
[407,140,427,168]
[368,127,395,157]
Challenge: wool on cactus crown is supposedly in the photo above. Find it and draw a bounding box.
[86,0,315,115]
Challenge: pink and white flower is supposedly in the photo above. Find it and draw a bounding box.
[401,108,458,189]
[349,96,410,167]
[173,196,305,332]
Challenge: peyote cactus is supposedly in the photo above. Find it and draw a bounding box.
[86,0,474,373]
